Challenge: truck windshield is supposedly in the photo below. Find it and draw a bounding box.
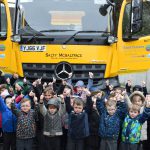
[8,2,15,32]
[17,0,114,35]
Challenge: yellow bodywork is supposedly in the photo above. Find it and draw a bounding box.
[16,44,118,78]
[117,0,150,74]
[0,0,17,74]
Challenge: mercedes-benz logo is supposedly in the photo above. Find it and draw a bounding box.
[55,62,73,80]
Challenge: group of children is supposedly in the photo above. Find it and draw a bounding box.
[0,71,150,150]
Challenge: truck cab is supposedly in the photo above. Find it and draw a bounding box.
[10,0,119,86]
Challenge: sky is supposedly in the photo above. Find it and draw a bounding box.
[8,0,16,2]
[7,0,16,2]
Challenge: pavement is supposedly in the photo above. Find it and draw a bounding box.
[0,140,149,150]
[0,143,2,150]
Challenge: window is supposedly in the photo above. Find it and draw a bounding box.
[122,3,131,38]
[134,1,150,37]
[123,1,150,39]
[9,3,15,31]
[0,3,7,39]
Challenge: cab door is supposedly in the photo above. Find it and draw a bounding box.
[118,0,150,74]
[0,1,17,74]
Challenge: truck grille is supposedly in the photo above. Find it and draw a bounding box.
[22,63,106,84]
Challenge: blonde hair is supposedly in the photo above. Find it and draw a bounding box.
[21,98,31,105]
[0,84,7,92]
[43,87,55,95]
[107,93,116,102]
[73,98,84,107]
[114,87,125,92]
[129,104,141,113]
[105,99,117,107]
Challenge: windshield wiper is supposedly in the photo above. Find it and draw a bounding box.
[19,26,54,42]
[63,30,109,44]
[22,32,46,43]
[40,29,75,32]
[22,34,55,43]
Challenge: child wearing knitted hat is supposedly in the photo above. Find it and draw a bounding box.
[39,95,66,150]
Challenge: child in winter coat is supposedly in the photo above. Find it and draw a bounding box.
[65,95,93,150]
[0,95,17,150]
[96,92,127,150]
[85,91,101,150]
[125,91,148,149]
[35,87,56,150]
[39,95,66,150]
[11,98,38,150]
[0,113,2,143]
[120,100,150,150]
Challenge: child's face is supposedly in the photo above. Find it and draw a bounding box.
[0,88,6,94]
[132,95,143,107]
[0,89,8,99]
[15,83,22,91]
[21,101,31,113]
[48,105,57,114]
[73,104,83,114]
[76,86,83,93]
[129,109,139,118]
[44,92,53,101]
[6,98,12,109]
[115,89,122,94]
[106,105,116,116]
[9,87,14,94]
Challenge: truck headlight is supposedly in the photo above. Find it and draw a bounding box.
[108,36,117,44]
[11,35,21,42]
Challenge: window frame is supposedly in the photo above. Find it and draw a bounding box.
[0,2,7,40]
[122,1,150,41]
